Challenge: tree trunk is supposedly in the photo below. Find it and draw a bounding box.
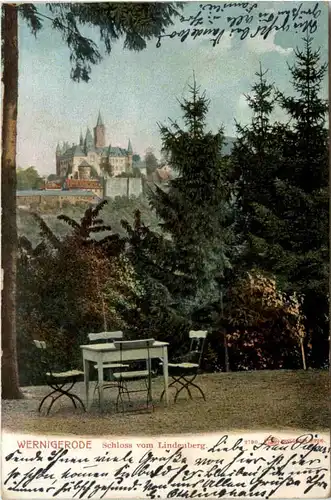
[300,337,307,371]
[1,4,24,399]
[328,4,331,373]
[223,329,230,372]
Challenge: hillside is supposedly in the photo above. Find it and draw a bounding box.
[18,196,161,248]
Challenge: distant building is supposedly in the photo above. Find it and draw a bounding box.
[63,178,103,197]
[149,164,172,183]
[55,112,133,179]
[133,160,147,177]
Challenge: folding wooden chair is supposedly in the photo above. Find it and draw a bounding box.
[33,340,86,415]
[160,330,208,403]
[88,331,129,401]
[112,339,156,413]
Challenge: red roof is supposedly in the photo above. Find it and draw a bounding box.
[65,179,102,190]
[44,182,62,190]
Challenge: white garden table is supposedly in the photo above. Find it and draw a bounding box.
[80,340,169,411]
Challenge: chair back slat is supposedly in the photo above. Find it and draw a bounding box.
[88,331,123,342]
[33,340,53,377]
[188,331,208,367]
[114,339,155,350]
[189,330,208,339]
[33,340,47,349]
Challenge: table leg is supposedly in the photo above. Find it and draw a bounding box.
[163,347,169,406]
[84,358,90,411]
[97,360,104,412]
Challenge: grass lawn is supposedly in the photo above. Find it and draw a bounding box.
[2,369,329,437]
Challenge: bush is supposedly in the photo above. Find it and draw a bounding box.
[202,270,308,372]
[223,270,308,370]
[16,204,139,385]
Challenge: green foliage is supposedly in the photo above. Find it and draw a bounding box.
[47,174,59,182]
[144,148,159,175]
[148,80,237,312]
[17,196,161,248]
[118,211,191,357]
[19,3,183,82]
[17,202,137,384]
[202,270,308,372]
[225,270,307,370]
[231,37,328,367]
[17,166,44,190]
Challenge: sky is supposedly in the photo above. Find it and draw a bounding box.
[17,1,328,176]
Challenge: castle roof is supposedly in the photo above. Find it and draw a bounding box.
[78,160,92,168]
[108,146,128,157]
[62,146,76,158]
[73,144,85,157]
[85,128,94,151]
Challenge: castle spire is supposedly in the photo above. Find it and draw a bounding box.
[127,139,133,154]
[96,111,104,127]
[85,127,94,152]
[79,130,84,146]
[94,111,106,148]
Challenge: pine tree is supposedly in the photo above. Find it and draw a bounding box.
[233,38,328,367]
[148,80,236,315]
[274,36,328,367]
[231,64,281,244]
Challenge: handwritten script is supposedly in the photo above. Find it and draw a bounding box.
[2,432,330,499]
[156,2,321,47]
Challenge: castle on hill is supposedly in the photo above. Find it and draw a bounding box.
[55,112,133,179]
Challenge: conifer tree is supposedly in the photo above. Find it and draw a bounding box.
[148,80,236,314]
[231,64,281,244]
[233,38,328,367]
[274,36,328,367]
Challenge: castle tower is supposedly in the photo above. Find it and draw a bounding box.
[56,142,61,177]
[94,111,105,148]
[78,160,91,180]
[84,127,94,153]
[127,139,133,173]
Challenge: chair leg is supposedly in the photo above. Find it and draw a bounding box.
[46,393,64,416]
[174,375,206,402]
[145,376,153,411]
[160,378,179,401]
[186,380,206,401]
[174,379,193,402]
[161,374,206,403]
[116,383,125,413]
[40,380,86,415]
[93,383,99,402]
[67,392,86,411]
[38,389,58,412]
